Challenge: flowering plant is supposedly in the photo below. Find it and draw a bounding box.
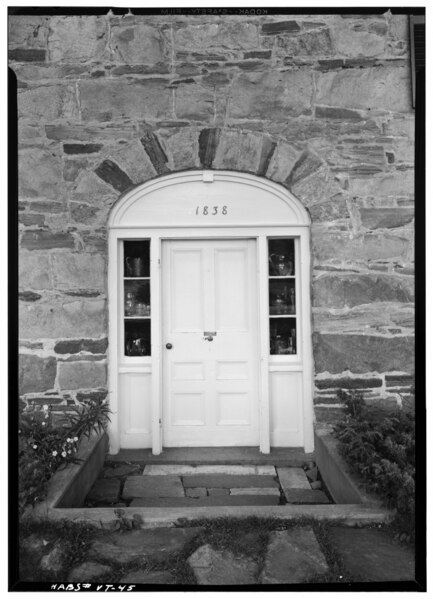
[18,399,110,515]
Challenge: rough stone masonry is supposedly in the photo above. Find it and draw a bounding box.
[11,11,414,428]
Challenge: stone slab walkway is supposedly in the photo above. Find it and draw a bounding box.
[87,528,204,566]
[187,544,259,585]
[23,523,415,586]
[260,527,329,584]
[86,463,331,507]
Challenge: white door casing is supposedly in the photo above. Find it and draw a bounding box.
[162,239,259,447]
[107,170,314,455]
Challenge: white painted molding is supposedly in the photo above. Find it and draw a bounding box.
[109,170,311,229]
[107,171,314,454]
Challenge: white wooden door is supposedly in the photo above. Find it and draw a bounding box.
[162,239,259,446]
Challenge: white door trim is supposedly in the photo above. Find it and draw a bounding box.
[108,171,313,455]
[150,236,162,455]
[257,235,270,453]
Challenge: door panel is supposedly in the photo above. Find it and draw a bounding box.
[214,248,249,330]
[119,371,152,448]
[269,371,303,446]
[172,392,205,426]
[162,239,259,447]
[216,392,250,425]
[171,249,205,331]
[216,361,249,380]
[172,362,205,381]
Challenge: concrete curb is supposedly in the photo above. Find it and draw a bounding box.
[314,430,383,506]
[28,504,393,529]
[27,431,108,518]
[24,429,394,528]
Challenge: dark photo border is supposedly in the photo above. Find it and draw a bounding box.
[8,5,426,592]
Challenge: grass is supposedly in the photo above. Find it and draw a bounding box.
[179,516,355,584]
[19,515,412,585]
[18,515,351,584]
[19,519,102,582]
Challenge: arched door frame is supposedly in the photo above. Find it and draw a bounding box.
[108,170,313,454]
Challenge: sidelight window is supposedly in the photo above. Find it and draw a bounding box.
[268,238,297,355]
[123,240,151,356]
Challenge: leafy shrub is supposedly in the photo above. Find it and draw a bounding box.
[19,400,110,515]
[334,390,415,532]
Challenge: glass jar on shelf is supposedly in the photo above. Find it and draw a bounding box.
[136,302,150,316]
[269,253,294,276]
[271,295,286,314]
[125,291,136,316]
[126,256,145,277]
[274,334,289,354]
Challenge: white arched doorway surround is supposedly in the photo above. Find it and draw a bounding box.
[108,170,314,454]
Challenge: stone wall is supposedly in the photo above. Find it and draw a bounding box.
[11,11,414,424]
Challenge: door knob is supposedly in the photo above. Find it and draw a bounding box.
[166,343,173,349]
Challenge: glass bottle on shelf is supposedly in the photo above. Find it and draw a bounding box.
[268,238,297,355]
[123,240,151,357]
[288,288,295,313]
[274,334,287,354]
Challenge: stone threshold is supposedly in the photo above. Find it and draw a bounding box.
[107,447,314,466]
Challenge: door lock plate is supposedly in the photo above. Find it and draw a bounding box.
[203,331,216,341]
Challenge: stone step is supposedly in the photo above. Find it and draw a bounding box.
[182,474,279,489]
[108,447,313,466]
[123,475,184,499]
[283,489,331,504]
[87,479,121,503]
[142,464,277,475]
[230,487,280,496]
[277,467,311,490]
[89,462,336,509]
[130,495,280,507]
[208,488,230,496]
[103,464,141,478]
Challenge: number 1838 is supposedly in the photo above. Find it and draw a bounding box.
[195,205,228,216]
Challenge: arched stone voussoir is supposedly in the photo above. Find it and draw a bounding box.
[288,149,346,208]
[93,129,198,193]
[212,129,264,174]
[94,125,340,221]
[94,138,158,191]
[192,126,340,209]
[156,126,201,172]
